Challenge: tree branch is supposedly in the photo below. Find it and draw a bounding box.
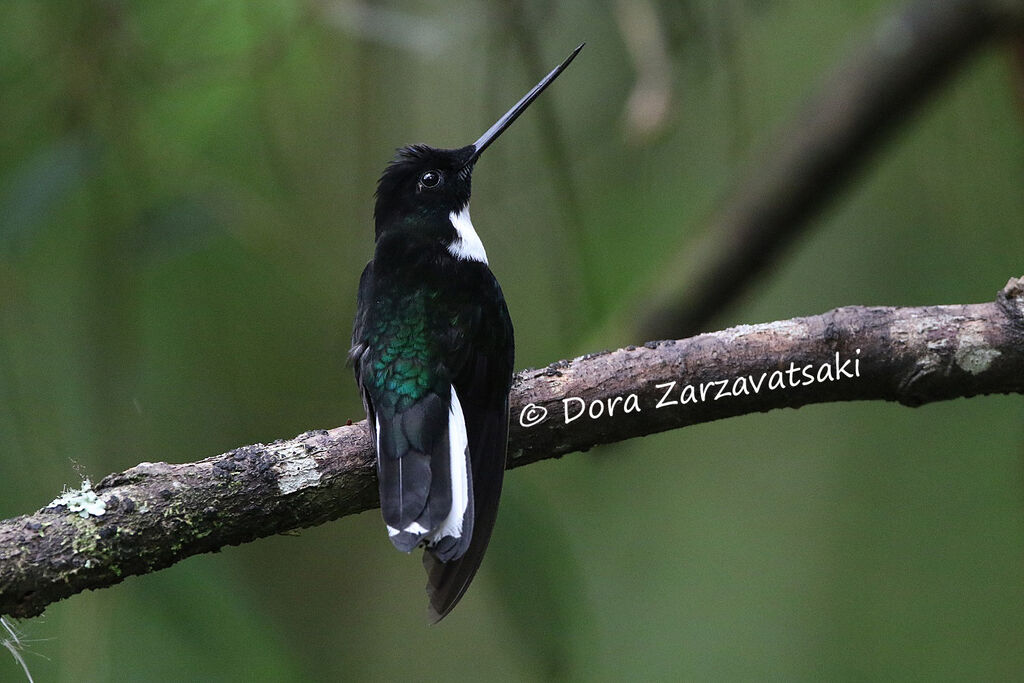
[636,0,1024,339]
[2,276,1023,618]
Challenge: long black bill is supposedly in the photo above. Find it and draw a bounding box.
[469,43,584,164]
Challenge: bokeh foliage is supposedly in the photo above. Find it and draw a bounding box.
[1,0,1022,680]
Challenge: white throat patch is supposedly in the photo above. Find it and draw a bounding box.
[447,205,488,264]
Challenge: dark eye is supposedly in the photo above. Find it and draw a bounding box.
[419,170,442,189]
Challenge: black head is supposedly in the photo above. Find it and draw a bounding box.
[373,144,475,238]
[372,43,584,241]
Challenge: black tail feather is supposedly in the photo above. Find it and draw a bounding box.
[422,400,508,623]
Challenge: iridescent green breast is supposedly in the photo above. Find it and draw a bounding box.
[366,288,453,410]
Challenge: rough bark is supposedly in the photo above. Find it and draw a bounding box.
[637,0,1024,339]
[1,277,1022,618]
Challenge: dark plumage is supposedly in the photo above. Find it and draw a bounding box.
[350,44,582,622]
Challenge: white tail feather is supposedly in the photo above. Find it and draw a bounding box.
[429,386,470,542]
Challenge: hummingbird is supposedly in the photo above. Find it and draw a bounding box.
[350,44,583,622]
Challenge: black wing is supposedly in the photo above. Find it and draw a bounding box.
[423,278,515,623]
[352,259,514,622]
[352,260,475,557]
[349,261,375,429]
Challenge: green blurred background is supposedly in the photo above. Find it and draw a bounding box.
[2,0,1023,680]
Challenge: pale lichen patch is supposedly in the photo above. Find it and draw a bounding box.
[47,479,107,518]
[954,330,1000,375]
[270,442,322,495]
[719,319,809,344]
[274,457,321,495]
